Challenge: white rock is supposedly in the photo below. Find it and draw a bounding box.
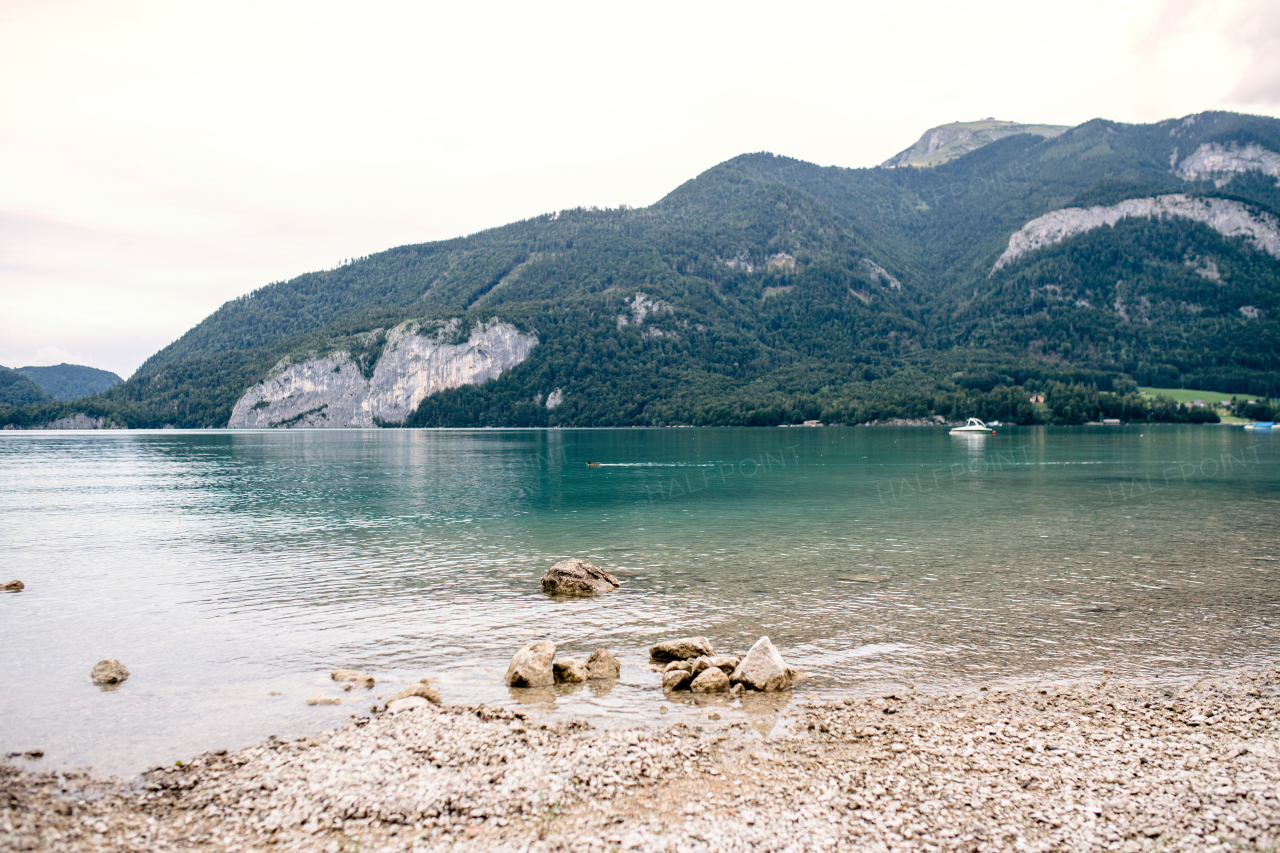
[729,637,793,691]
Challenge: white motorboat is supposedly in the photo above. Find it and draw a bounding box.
[950,417,995,435]
[1245,421,1275,431]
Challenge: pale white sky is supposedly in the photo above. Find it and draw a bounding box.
[2,0,1278,378]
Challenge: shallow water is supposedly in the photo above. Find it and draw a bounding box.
[2,426,1278,776]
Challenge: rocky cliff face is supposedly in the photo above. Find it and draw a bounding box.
[1177,143,1280,187]
[993,194,1280,273]
[228,321,538,428]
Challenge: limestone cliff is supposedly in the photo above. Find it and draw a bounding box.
[992,194,1280,274]
[228,321,537,428]
[1177,143,1280,187]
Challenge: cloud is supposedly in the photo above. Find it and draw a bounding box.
[31,345,82,366]
[1227,4,1280,106]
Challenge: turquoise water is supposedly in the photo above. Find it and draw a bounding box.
[2,426,1278,776]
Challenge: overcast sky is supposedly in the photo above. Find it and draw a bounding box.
[2,0,1279,378]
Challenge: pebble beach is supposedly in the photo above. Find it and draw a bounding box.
[6,669,1280,853]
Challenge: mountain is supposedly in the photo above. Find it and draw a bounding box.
[17,363,123,400]
[2,110,1279,429]
[879,119,1070,168]
[0,366,54,407]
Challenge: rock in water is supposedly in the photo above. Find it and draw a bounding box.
[385,682,441,707]
[331,669,374,687]
[505,640,556,687]
[690,667,731,693]
[1,580,24,591]
[730,636,793,691]
[649,637,714,661]
[306,696,341,706]
[586,648,621,680]
[90,659,129,685]
[553,660,588,683]
[662,670,693,691]
[540,559,620,595]
[691,655,740,675]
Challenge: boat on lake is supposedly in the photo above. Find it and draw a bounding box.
[1245,421,1275,431]
[950,417,995,435]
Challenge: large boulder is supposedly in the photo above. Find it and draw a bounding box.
[540,560,620,596]
[649,637,714,661]
[729,636,793,691]
[505,640,556,687]
[690,667,731,693]
[90,659,129,685]
[585,648,621,680]
[553,660,589,683]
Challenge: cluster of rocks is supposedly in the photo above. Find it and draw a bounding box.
[506,641,621,688]
[656,635,797,694]
[7,670,1280,852]
[539,559,620,596]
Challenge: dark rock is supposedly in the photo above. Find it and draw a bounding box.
[553,660,588,683]
[649,637,714,661]
[1,580,24,591]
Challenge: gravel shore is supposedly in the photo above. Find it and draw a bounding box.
[5,670,1280,852]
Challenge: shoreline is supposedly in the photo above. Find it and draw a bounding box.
[6,670,1280,852]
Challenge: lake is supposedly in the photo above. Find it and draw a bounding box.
[2,426,1278,776]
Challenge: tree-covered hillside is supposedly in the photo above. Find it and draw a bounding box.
[3,110,1279,429]
[0,366,53,407]
[17,363,123,401]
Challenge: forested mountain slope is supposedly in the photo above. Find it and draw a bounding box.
[3,110,1279,429]
[17,363,122,400]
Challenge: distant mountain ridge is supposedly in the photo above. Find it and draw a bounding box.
[3,110,1279,429]
[17,363,122,401]
[880,118,1070,168]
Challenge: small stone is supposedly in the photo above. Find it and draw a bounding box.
[331,670,374,687]
[691,655,739,675]
[387,696,432,713]
[586,648,621,679]
[90,659,130,685]
[553,660,589,683]
[664,660,693,673]
[505,640,556,688]
[385,682,442,707]
[690,668,731,693]
[649,637,714,661]
[23,750,43,759]
[307,696,341,706]
[663,670,693,691]
[1,579,24,591]
[540,559,620,596]
[729,637,793,691]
